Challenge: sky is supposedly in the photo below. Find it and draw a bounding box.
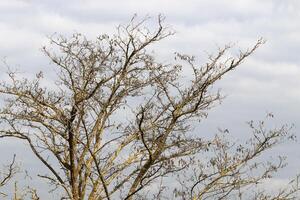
[0,0,300,198]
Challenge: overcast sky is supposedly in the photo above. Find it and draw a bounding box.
[0,0,300,198]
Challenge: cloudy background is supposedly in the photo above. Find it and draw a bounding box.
[0,0,300,198]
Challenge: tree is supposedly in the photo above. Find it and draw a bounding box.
[0,15,298,199]
[0,155,17,197]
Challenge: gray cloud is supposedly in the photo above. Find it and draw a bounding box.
[0,0,300,198]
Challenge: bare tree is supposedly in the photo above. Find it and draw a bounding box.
[174,118,299,200]
[0,15,298,199]
[0,155,17,197]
